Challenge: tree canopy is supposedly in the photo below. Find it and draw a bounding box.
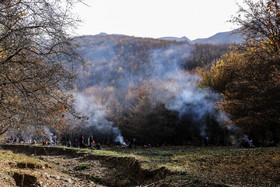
[0,0,83,135]
[201,0,280,145]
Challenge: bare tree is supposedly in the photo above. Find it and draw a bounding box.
[0,0,84,135]
[232,0,280,52]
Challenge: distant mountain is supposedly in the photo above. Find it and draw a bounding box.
[159,36,190,42]
[191,30,243,45]
[89,29,243,45]
[98,32,108,35]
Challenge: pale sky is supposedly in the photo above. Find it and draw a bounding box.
[73,0,255,40]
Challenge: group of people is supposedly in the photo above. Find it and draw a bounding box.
[79,134,102,150]
[5,134,57,146]
[239,134,276,148]
[127,138,137,148]
[42,134,57,146]
[5,136,30,144]
[240,136,255,148]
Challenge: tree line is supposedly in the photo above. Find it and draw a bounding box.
[200,0,280,145]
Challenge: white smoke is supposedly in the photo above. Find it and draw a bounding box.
[73,40,232,143]
[146,45,229,135]
[74,93,126,144]
[43,126,54,143]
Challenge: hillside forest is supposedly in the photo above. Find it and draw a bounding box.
[66,35,232,146]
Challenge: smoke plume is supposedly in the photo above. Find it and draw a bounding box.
[73,36,231,144]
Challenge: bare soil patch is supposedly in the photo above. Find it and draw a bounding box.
[0,144,175,186]
[0,148,102,186]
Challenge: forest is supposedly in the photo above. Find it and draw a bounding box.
[66,0,280,147]
[0,0,278,148]
[65,35,232,146]
[0,0,280,186]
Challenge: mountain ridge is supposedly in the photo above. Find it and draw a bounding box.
[83,29,243,45]
[191,29,243,44]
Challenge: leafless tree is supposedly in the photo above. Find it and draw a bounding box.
[232,0,280,52]
[0,0,84,135]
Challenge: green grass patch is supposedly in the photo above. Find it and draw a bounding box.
[74,162,91,171]
[0,150,49,168]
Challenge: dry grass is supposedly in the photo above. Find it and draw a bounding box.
[0,150,47,166]
[1,145,279,186]
[0,149,97,186]
[109,146,280,186]
[0,150,48,186]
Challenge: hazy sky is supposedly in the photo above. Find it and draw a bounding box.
[73,0,254,40]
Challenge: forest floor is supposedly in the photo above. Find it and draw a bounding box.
[0,144,279,186]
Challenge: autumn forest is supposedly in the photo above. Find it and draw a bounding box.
[0,0,279,147]
[0,0,280,186]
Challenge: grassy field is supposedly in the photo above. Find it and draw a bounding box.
[1,145,279,186]
[106,146,280,186]
[52,145,280,186]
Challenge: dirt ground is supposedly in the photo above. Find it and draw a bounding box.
[2,144,279,186]
[35,152,225,187]
[0,144,227,187]
[0,150,101,187]
[36,154,168,186]
[0,144,173,186]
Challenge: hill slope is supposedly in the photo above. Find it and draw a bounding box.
[191,30,243,44]
[74,34,189,90]
[69,34,231,146]
[158,36,190,42]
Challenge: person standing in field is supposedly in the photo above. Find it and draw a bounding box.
[80,135,85,148]
[89,134,93,148]
[53,134,57,146]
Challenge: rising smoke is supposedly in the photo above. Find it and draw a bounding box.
[74,93,126,144]
[147,45,226,136]
[73,36,231,144]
